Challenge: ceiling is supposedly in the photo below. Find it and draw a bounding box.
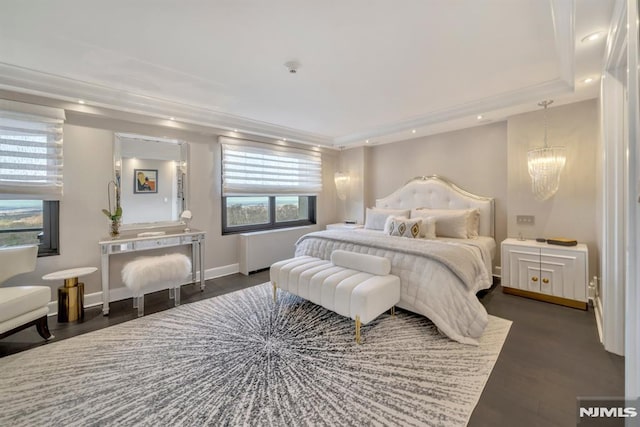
[0,0,615,148]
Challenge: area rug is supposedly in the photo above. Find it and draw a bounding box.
[0,283,511,426]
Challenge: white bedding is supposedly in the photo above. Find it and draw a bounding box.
[295,229,494,345]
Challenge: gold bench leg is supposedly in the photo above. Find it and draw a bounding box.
[272,281,277,303]
[355,315,361,344]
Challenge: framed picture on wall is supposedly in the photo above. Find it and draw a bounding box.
[134,169,158,193]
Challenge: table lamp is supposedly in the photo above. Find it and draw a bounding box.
[180,210,192,232]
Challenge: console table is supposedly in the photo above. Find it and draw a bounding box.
[99,228,206,315]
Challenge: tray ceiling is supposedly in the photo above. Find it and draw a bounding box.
[0,0,615,147]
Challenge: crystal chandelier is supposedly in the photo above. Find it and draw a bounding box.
[527,100,566,201]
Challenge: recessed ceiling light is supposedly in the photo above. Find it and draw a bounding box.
[365,139,370,144]
[233,129,238,132]
[169,117,175,121]
[283,138,287,141]
[477,115,483,120]
[583,77,594,84]
[411,129,416,134]
[581,31,605,43]
[78,100,85,104]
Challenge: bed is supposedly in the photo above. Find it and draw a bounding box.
[295,175,496,345]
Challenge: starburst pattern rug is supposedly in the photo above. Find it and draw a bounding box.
[0,283,511,426]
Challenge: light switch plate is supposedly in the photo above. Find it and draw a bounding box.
[516,215,535,225]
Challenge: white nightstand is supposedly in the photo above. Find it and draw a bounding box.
[326,223,363,231]
[501,238,588,310]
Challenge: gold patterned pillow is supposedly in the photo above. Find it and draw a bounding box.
[387,217,423,238]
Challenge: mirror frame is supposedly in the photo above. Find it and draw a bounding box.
[113,133,190,230]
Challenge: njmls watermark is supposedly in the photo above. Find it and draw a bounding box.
[577,397,640,426]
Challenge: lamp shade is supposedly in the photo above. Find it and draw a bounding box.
[334,172,350,201]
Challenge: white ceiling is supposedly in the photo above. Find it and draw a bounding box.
[0,0,615,148]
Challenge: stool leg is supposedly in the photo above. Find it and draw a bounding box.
[174,286,181,306]
[355,315,361,344]
[137,295,144,317]
[391,306,395,317]
[169,288,175,300]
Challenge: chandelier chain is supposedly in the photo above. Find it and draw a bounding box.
[538,100,553,148]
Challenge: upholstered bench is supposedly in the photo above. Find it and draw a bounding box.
[270,250,400,343]
[122,253,191,317]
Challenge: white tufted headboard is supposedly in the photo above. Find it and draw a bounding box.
[375,176,495,238]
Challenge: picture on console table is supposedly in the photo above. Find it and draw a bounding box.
[134,169,158,193]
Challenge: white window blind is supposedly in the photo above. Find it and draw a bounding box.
[0,101,65,200]
[221,137,322,196]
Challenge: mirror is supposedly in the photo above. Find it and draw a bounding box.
[114,133,188,229]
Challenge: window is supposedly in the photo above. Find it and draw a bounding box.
[0,101,64,255]
[0,200,59,255]
[222,195,316,233]
[220,138,321,234]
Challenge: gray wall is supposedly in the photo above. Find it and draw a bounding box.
[338,99,599,277]
[3,103,339,301]
[507,99,598,279]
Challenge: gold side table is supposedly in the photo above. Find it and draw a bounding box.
[43,267,97,323]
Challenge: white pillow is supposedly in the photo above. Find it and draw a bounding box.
[364,207,411,231]
[421,216,437,239]
[386,217,423,239]
[331,250,391,275]
[411,208,477,239]
[467,208,480,238]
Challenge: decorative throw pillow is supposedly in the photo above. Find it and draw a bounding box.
[390,214,435,239]
[383,215,406,234]
[387,217,423,239]
[364,207,411,231]
[411,208,480,239]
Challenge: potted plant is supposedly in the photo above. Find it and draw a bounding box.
[102,180,122,238]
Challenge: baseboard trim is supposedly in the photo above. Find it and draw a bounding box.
[594,295,604,344]
[47,263,241,316]
[206,263,240,280]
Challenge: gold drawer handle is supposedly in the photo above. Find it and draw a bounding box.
[542,278,549,284]
[531,276,538,282]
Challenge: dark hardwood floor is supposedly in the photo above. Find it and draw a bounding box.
[0,272,624,426]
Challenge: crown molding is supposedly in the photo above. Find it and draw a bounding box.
[0,62,333,147]
[0,0,576,150]
[333,78,573,146]
[0,61,575,149]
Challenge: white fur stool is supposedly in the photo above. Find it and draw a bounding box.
[122,253,191,317]
[270,250,400,344]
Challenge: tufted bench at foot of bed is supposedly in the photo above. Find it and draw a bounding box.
[270,250,400,344]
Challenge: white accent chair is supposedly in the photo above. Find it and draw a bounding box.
[0,245,53,340]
